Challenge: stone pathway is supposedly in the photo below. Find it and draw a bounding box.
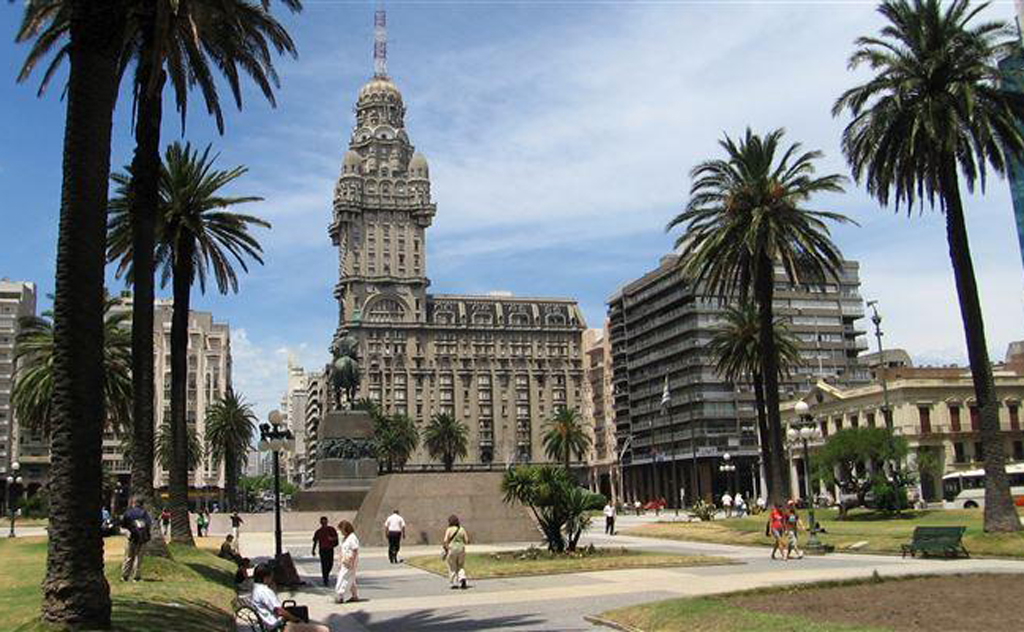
[237,515,1024,631]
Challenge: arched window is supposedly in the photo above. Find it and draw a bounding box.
[473,312,493,325]
[510,313,529,326]
[367,298,405,322]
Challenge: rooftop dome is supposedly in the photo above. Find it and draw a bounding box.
[357,76,403,104]
[342,150,362,175]
[409,152,429,178]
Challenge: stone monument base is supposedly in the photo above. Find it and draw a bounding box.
[293,410,377,512]
[353,472,539,546]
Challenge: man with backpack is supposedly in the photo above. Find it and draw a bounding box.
[120,497,153,582]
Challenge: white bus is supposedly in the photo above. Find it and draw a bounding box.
[942,463,1024,509]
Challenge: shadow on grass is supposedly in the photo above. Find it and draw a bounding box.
[337,608,545,631]
[111,597,232,632]
[184,561,235,588]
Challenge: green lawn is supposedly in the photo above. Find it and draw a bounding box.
[406,547,735,578]
[624,508,1024,557]
[1,536,238,631]
[600,595,882,632]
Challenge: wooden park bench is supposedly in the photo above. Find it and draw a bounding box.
[234,595,267,632]
[901,526,969,559]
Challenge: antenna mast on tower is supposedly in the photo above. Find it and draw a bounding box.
[374,3,388,77]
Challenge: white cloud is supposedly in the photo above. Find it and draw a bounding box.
[229,328,328,422]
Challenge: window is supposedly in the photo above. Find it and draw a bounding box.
[974,442,984,461]
[1011,405,1020,431]
[1014,441,1024,462]
[954,442,966,463]
[970,406,979,431]
[834,417,843,432]
[950,405,961,432]
[867,412,875,428]
[849,414,859,428]
[918,406,931,434]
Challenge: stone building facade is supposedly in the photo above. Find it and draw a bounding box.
[609,254,869,507]
[583,327,617,502]
[327,69,586,467]
[1,280,39,499]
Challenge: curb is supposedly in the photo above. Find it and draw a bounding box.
[583,614,645,632]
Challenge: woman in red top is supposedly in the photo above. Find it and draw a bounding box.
[766,504,786,560]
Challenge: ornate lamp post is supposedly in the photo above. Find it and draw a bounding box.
[718,452,736,493]
[790,401,825,554]
[258,410,294,560]
[7,462,23,538]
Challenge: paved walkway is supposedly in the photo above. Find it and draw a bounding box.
[235,515,1024,631]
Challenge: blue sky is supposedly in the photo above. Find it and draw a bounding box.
[2,1,1024,419]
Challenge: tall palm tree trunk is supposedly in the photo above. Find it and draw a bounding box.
[755,259,787,506]
[752,372,774,498]
[40,1,124,625]
[168,245,195,544]
[129,30,168,556]
[940,156,1020,532]
[224,445,237,512]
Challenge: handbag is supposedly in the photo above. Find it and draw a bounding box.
[282,600,309,623]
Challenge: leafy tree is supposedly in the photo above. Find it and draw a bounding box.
[109,141,269,544]
[15,2,127,622]
[833,0,1023,532]
[369,405,419,473]
[542,406,591,471]
[812,427,909,517]
[667,128,852,505]
[706,302,802,497]
[204,389,257,512]
[422,412,469,472]
[12,296,132,438]
[501,465,602,552]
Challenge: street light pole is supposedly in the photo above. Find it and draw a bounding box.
[792,401,825,554]
[258,411,294,562]
[7,462,22,538]
[867,301,891,430]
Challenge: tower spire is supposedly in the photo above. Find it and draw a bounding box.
[373,3,387,77]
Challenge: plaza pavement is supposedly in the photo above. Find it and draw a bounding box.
[235,513,1024,631]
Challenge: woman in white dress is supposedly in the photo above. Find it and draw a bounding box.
[335,520,360,603]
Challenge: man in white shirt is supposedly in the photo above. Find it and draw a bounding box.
[721,492,733,518]
[383,509,406,564]
[602,502,616,535]
[250,564,328,632]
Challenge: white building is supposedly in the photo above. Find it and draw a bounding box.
[1,280,38,493]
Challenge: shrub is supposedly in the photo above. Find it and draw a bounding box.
[690,499,717,522]
[18,491,49,518]
[501,465,597,553]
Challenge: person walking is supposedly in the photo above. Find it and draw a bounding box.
[120,497,153,582]
[756,495,767,515]
[734,493,746,517]
[159,508,171,538]
[721,491,733,518]
[335,520,360,604]
[230,511,244,552]
[383,509,406,564]
[633,499,641,516]
[312,516,339,587]
[785,501,806,560]
[251,564,330,632]
[196,510,208,538]
[443,515,469,590]
[766,503,786,560]
[602,501,616,535]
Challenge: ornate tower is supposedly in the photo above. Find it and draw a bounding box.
[330,7,436,347]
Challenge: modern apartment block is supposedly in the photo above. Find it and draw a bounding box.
[0,280,38,495]
[281,360,309,486]
[583,327,617,502]
[608,254,869,506]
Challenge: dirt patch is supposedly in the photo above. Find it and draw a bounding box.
[730,573,1020,631]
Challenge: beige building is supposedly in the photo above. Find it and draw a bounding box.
[280,360,309,486]
[1,280,39,494]
[583,327,617,501]
[782,361,1024,503]
[326,61,586,467]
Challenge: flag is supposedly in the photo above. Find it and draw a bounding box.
[661,374,670,409]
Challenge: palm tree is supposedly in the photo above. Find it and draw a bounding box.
[542,407,591,472]
[204,389,257,511]
[833,0,1024,531]
[12,296,133,438]
[102,0,299,521]
[422,413,469,472]
[109,141,269,544]
[15,1,126,624]
[706,303,802,497]
[667,128,851,505]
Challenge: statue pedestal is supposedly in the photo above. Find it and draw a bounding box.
[291,410,378,512]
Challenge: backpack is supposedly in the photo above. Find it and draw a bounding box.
[130,517,151,544]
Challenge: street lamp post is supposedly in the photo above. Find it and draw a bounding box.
[866,300,891,429]
[791,401,826,554]
[718,452,736,493]
[7,462,23,538]
[258,410,294,561]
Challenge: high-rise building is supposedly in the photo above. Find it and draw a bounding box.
[281,360,309,486]
[583,327,617,502]
[1,280,38,494]
[326,13,586,467]
[608,254,869,506]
